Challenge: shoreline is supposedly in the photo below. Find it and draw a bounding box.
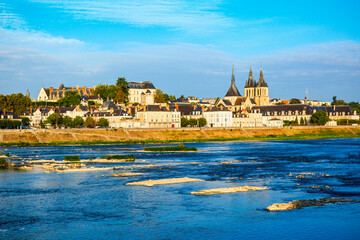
[0,126,359,147]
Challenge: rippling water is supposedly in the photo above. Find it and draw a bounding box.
[1,138,360,239]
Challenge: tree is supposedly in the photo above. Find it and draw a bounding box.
[0,93,32,115]
[276,101,286,105]
[21,117,30,126]
[116,77,129,99]
[40,120,45,129]
[71,116,84,128]
[331,96,337,106]
[290,98,301,104]
[310,110,330,125]
[97,118,109,127]
[63,116,73,128]
[198,117,207,127]
[113,87,127,103]
[189,118,197,127]
[93,84,117,101]
[85,116,96,128]
[46,113,63,128]
[300,117,305,126]
[154,89,166,103]
[181,117,189,127]
[58,91,81,107]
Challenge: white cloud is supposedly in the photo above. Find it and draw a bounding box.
[30,0,235,33]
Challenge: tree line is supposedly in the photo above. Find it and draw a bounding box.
[43,113,109,129]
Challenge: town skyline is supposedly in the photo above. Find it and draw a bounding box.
[1,1,360,102]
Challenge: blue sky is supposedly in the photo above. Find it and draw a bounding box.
[1,0,359,101]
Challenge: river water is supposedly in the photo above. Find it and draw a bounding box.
[1,138,360,239]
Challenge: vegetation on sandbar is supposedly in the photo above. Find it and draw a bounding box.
[105,155,135,161]
[144,144,197,152]
[63,155,80,161]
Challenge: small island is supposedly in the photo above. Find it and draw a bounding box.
[143,144,197,152]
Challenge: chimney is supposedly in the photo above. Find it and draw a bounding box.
[193,105,196,110]
[49,87,53,96]
[201,106,204,112]
[98,93,100,98]
[165,104,170,111]
[175,104,179,110]
[72,87,74,91]
[333,105,336,111]
[110,107,114,114]
[220,105,223,110]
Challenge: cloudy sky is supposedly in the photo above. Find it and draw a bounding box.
[1,0,359,101]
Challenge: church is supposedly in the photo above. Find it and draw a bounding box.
[215,65,269,112]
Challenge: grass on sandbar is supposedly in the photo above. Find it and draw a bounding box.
[144,144,197,152]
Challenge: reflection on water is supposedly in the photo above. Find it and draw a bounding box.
[1,138,360,239]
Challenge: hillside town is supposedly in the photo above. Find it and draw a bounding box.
[0,65,359,129]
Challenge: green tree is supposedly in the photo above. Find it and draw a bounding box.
[21,117,30,126]
[154,89,166,103]
[93,84,119,102]
[97,118,109,127]
[63,116,73,128]
[0,93,32,115]
[58,91,81,107]
[85,116,96,128]
[290,98,301,104]
[198,117,207,127]
[71,116,84,128]
[40,120,45,129]
[189,118,197,127]
[181,117,189,127]
[116,77,129,98]
[300,117,305,126]
[310,110,330,125]
[46,113,63,128]
[348,102,360,113]
[331,96,337,106]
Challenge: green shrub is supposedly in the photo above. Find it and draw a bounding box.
[63,155,80,161]
[4,153,10,157]
[0,158,7,165]
[89,158,93,161]
[106,155,135,160]
[143,145,197,152]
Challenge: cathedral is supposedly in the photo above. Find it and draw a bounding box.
[216,65,269,112]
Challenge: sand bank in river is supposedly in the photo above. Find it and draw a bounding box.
[126,177,205,187]
[191,186,268,195]
[266,198,359,211]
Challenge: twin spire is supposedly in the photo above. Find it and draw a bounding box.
[244,64,267,88]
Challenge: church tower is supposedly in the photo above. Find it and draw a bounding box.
[224,65,242,105]
[244,65,256,99]
[254,66,269,106]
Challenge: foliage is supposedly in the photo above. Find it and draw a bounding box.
[58,91,81,107]
[71,116,84,128]
[63,155,80,161]
[276,101,286,105]
[116,77,129,101]
[106,154,135,161]
[45,113,63,127]
[0,119,22,129]
[144,145,197,152]
[88,101,96,106]
[85,116,96,128]
[0,93,32,115]
[154,89,166,103]
[290,98,301,104]
[63,116,73,128]
[0,158,8,168]
[310,110,330,125]
[163,93,176,102]
[5,153,10,157]
[40,120,45,129]
[348,102,360,113]
[181,117,189,127]
[21,117,30,126]
[189,118,197,127]
[336,119,360,125]
[198,117,207,127]
[97,118,109,127]
[93,84,118,101]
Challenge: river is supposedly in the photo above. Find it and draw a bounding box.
[1,138,360,239]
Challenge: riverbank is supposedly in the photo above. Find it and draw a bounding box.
[0,126,359,146]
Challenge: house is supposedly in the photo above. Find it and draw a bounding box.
[203,106,232,127]
[37,82,95,102]
[136,104,181,128]
[127,81,156,104]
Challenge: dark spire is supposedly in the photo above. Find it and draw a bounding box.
[257,65,268,87]
[231,64,235,84]
[225,65,241,97]
[245,64,256,87]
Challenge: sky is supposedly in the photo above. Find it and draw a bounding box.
[0,0,359,102]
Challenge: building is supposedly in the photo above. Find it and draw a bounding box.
[244,65,269,106]
[37,83,96,102]
[232,109,263,127]
[136,104,181,128]
[127,81,156,104]
[203,106,232,127]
